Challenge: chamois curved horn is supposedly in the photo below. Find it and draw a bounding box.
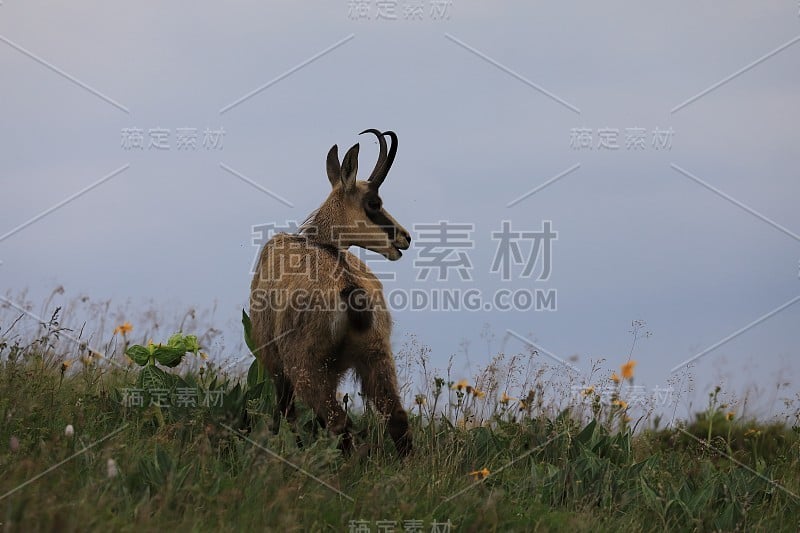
[381,130,398,187]
[360,129,397,188]
[359,129,387,184]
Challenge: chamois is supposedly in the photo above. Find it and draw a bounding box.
[249,129,412,456]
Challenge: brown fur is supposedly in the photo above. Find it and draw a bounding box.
[249,131,412,456]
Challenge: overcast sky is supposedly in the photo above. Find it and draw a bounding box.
[1,1,798,419]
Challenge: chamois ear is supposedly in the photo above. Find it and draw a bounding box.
[340,143,359,191]
[326,144,341,188]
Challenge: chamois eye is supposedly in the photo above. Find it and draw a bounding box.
[366,199,381,211]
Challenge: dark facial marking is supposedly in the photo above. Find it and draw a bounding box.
[362,191,396,241]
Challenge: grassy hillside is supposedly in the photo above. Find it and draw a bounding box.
[1,313,799,532]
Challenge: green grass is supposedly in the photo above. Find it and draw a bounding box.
[1,316,799,531]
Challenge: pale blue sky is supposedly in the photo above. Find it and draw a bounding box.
[1,1,799,419]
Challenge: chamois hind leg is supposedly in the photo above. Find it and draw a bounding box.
[290,369,354,454]
[355,354,412,457]
[271,371,297,432]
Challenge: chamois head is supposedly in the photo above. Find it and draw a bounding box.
[319,129,411,261]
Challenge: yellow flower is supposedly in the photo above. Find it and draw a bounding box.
[582,386,595,396]
[726,412,735,421]
[468,467,490,480]
[61,360,73,372]
[472,388,486,399]
[621,360,637,380]
[199,351,209,360]
[612,399,628,409]
[113,322,133,335]
[499,392,514,405]
[610,372,620,384]
[414,394,427,406]
[623,415,632,423]
[451,379,469,391]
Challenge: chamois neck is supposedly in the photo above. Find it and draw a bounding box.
[299,194,347,249]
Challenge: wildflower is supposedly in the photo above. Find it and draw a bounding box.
[65,424,74,438]
[469,467,490,480]
[199,351,209,360]
[612,399,628,409]
[113,322,133,335]
[726,412,735,421]
[107,458,119,478]
[472,388,486,399]
[414,394,427,406]
[610,372,620,384]
[623,415,632,423]
[451,379,469,391]
[621,360,636,380]
[499,392,513,405]
[61,360,72,373]
[581,386,595,396]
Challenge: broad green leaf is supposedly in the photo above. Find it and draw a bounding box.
[245,382,265,402]
[247,358,263,389]
[183,334,200,354]
[138,364,171,392]
[242,309,257,355]
[126,345,151,366]
[153,345,185,368]
[166,333,187,353]
[576,420,597,445]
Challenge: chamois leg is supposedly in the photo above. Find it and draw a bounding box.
[271,371,296,432]
[292,373,354,454]
[356,356,412,457]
